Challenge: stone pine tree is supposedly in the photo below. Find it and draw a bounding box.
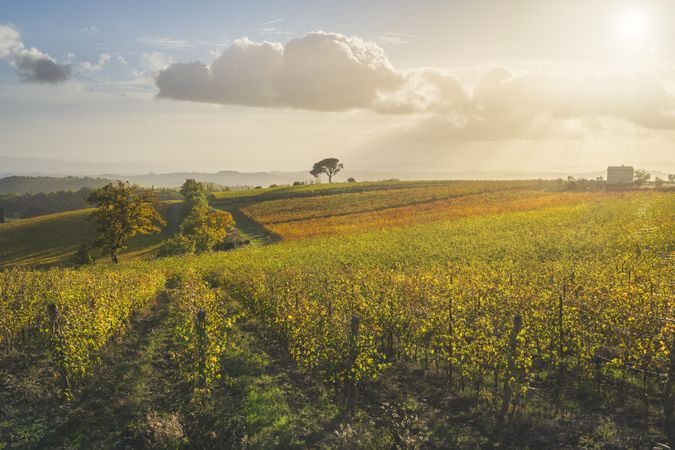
[309,167,322,183]
[310,158,344,183]
[87,181,166,263]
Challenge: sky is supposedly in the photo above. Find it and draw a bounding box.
[0,0,674,175]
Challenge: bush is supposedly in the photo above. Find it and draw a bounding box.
[158,234,196,257]
[347,177,356,183]
[181,206,234,253]
[71,243,95,266]
[215,229,250,251]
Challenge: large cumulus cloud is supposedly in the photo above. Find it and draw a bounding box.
[156,30,675,137]
[157,31,404,111]
[0,24,71,83]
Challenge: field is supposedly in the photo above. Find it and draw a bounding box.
[1,180,674,449]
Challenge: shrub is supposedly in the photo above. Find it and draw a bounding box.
[71,243,95,266]
[159,234,196,257]
[215,230,250,251]
[181,206,235,253]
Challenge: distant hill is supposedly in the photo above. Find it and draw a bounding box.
[2,165,672,194]
[0,176,112,194]
[120,170,308,189]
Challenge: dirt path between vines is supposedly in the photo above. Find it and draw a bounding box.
[32,291,185,449]
[3,288,338,449]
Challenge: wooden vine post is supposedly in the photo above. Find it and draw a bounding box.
[447,294,454,386]
[558,284,566,389]
[497,314,522,429]
[664,333,675,449]
[196,309,207,387]
[345,315,360,414]
[47,303,70,395]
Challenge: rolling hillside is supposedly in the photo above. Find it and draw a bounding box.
[0,202,182,268]
[0,179,606,267]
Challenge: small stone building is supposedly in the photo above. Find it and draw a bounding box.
[607,165,634,189]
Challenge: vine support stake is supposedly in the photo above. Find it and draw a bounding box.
[196,309,207,388]
[663,333,675,449]
[447,295,454,387]
[345,315,360,415]
[497,314,522,429]
[558,285,565,390]
[47,303,70,395]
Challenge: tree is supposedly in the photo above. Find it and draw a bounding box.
[669,174,675,182]
[180,178,208,211]
[309,167,322,182]
[0,207,4,223]
[180,205,234,253]
[634,169,651,188]
[87,181,165,263]
[347,177,356,183]
[310,158,344,183]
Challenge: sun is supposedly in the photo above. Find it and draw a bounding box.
[614,7,650,43]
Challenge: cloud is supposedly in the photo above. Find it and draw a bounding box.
[140,52,173,73]
[261,18,284,26]
[252,27,294,37]
[377,32,415,45]
[251,18,292,37]
[558,73,675,130]
[155,30,675,136]
[157,31,404,111]
[80,53,112,71]
[373,68,468,114]
[0,24,71,83]
[80,25,99,34]
[0,25,23,57]
[468,68,675,135]
[139,36,191,49]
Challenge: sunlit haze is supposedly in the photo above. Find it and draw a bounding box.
[1,0,674,176]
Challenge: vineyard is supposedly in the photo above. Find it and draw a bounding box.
[0,181,673,448]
